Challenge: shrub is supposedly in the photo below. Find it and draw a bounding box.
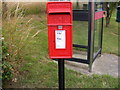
[2,41,12,82]
[2,61,13,81]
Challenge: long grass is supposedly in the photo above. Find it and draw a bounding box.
[6,2,46,16]
[3,3,33,61]
[2,3,39,83]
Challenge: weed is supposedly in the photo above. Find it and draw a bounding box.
[2,61,13,81]
[2,2,33,61]
[2,2,35,83]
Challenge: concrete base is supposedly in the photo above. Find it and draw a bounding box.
[64,53,119,77]
[53,49,119,77]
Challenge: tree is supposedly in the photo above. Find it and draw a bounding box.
[76,0,79,9]
[103,2,119,27]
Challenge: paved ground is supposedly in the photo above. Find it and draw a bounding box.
[54,51,119,77]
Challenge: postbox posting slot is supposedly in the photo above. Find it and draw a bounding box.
[48,13,72,25]
[48,10,71,14]
[48,10,71,25]
[49,12,71,15]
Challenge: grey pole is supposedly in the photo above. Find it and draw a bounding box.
[88,1,95,72]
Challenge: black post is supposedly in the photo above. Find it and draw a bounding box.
[99,3,104,55]
[58,59,65,90]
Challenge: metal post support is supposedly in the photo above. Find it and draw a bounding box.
[58,59,65,90]
[87,1,95,72]
[99,3,104,55]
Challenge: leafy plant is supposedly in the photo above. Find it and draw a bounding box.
[2,41,13,82]
[2,61,13,81]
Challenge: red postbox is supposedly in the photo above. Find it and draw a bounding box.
[47,2,72,59]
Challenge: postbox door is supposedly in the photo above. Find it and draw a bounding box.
[47,2,72,59]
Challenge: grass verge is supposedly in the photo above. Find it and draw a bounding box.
[3,13,119,88]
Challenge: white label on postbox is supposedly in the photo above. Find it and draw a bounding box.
[55,30,66,49]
